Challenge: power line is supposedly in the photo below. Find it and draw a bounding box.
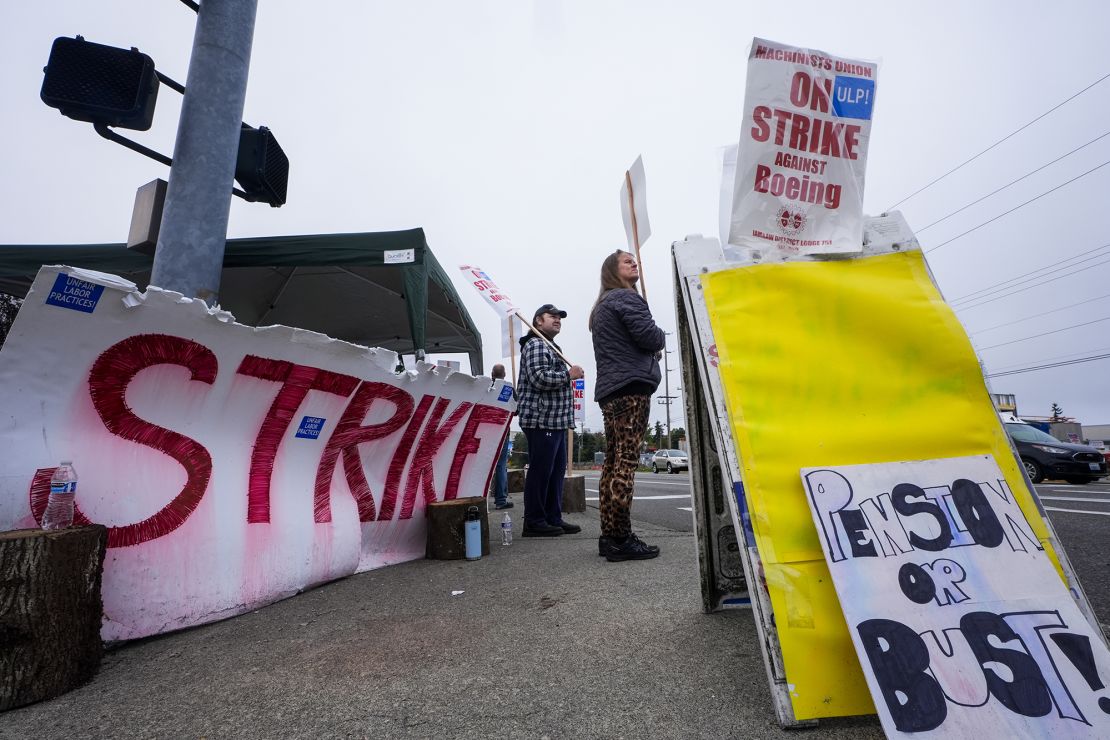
[954,255,1110,311]
[924,159,1110,254]
[970,292,1110,335]
[986,343,1110,374]
[986,352,1110,379]
[886,71,1110,210]
[949,242,1110,304]
[976,316,1110,351]
[918,130,1110,233]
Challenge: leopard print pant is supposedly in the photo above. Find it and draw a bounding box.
[599,394,651,538]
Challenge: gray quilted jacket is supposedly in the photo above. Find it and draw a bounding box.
[590,288,665,402]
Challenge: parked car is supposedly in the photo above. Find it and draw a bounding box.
[1004,421,1108,484]
[651,449,689,474]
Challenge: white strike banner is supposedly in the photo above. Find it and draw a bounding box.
[801,454,1110,738]
[573,378,585,426]
[0,267,514,641]
[729,37,877,255]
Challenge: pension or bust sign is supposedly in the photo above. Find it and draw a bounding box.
[729,37,877,255]
[802,454,1110,737]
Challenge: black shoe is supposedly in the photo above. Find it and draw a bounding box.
[494,501,514,510]
[558,522,581,534]
[522,522,563,537]
[602,534,660,562]
[599,534,659,557]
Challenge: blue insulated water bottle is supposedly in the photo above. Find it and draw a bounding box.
[464,506,482,561]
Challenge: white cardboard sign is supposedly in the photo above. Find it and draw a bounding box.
[801,454,1110,737]
[729,37,877,255]
[458,264,518,318]
[620,154,651,251]
[0,266,514,641]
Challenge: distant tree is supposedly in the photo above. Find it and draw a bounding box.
[669,427,687,448]
[653,421,664,449]
[1050,402,1063,421]
[0,294,22,348]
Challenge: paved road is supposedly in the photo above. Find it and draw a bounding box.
[581,469,695,533]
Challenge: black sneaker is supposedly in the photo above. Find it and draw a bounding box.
[494,501,514,510]
[599,534,659,556]
[522,522,563,537]
[558,522,581,534]
[602,534,660,562]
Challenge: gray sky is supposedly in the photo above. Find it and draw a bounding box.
[4,1,1110,431]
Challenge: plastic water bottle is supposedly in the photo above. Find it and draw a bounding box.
[464,506,482,561]
[42,461,77,530]
[501,512,512,546]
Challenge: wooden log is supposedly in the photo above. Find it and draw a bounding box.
[425,497,489,560]
[1,525,108,711]
[562,474,586,513]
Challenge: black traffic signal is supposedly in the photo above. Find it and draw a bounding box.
[40,36,159,131]
[235,124,289,207]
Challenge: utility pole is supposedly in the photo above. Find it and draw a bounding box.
[657,332,679,446]
[151,0,259,304]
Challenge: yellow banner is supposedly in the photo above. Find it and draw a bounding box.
[701,250,1059,720]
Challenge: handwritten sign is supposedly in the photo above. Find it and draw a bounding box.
[0,267,514,641]
[801,454,1110,737]
[728,37,877,255]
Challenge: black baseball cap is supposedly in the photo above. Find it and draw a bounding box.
[533,303,567,320]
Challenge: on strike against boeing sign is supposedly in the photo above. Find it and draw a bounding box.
[801,455,1110,738]
[729,37,877,256]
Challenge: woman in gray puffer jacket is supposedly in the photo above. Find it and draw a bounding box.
[589,250,666,562]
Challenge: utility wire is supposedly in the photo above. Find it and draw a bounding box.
[924,159,1110,254]
[951,248,1110,307]
[955,255,1110,311]
[886,71,1110,211]
[986,352,1110,379]
[987,343,1110,374]
[949,242,1110,304]
[976,316,1110,352]
[918,130,1110,232]
[970,292,1110,335]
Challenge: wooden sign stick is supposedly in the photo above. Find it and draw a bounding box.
[625,170,647,302]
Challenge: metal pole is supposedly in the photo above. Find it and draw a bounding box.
[151,0,259,304]
[663,347,672,445]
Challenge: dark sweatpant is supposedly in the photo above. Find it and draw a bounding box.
[522,427,567,528]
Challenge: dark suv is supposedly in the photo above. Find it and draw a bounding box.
[1005,422,1109,484]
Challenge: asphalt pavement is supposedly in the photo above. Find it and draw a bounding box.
[5,477,1108,738]
[0,484,883,740]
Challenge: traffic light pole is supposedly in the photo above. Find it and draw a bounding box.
[151,0,258,304]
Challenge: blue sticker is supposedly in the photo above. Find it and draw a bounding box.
[45,273,104,314]
[497,385,513,402]
[295,416,327,439]
[733,481,756,548]
[832,75,875,120]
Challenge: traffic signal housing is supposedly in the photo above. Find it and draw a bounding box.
[235,124,289,207]
[40,36,159,131]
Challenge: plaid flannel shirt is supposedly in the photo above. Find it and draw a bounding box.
[516,335,574,429]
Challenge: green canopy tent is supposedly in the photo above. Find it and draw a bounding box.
[0,228,484,372]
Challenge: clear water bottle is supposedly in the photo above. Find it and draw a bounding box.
[501,512,512,546]
[42,461,77,530]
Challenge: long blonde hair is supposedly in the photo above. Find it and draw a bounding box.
[588,250,636,330]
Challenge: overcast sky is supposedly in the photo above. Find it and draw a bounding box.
[4,1,1110,432]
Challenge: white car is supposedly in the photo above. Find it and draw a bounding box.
[651,449,688,474]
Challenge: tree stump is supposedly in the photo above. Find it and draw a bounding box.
[426,497,489,560]
[562,474,586,513]
[1,525,108,711]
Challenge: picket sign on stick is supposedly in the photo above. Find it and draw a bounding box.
[620,155,652,301]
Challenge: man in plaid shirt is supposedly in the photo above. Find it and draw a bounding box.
[517,304,585,537]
